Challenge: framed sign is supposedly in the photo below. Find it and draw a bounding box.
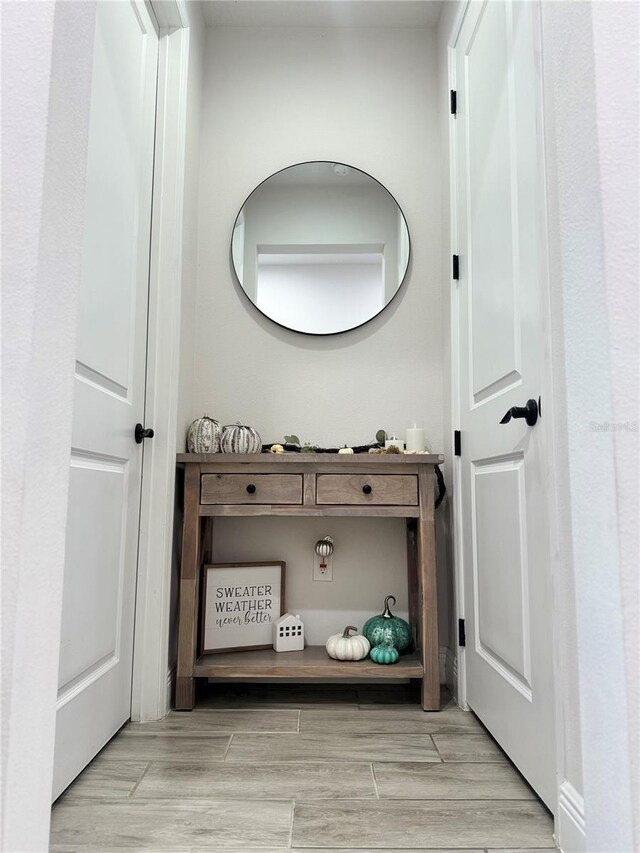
[201,562,286,654]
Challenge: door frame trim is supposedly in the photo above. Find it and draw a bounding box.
[446,0,566,837]
[446,0,467,713]
[130,0,193,722]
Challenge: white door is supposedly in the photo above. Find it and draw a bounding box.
[53,0,158,799]
[453,0,556,807]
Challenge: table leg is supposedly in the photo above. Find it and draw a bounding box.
[406,519,419,646]
[175,464,201,710]
[417,469,440,711]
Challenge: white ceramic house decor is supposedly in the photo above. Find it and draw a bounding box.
[273,613,304,652]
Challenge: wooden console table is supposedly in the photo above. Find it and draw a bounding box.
[175,452,443,711]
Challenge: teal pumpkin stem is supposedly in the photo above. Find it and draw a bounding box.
[382,594,396,617]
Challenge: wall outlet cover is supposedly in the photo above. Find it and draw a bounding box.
[313,552,333,582]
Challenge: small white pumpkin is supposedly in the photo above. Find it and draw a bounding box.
[187,415,221,453]
[220,422,262,454]
[325,626,371,661]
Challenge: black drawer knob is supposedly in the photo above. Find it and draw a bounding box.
[246,483,256,494]
[362,484,372,495]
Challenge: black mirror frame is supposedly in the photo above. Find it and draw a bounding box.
[229,160,412,336]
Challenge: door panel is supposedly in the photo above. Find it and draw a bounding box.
[58,457,127,690]
[467,1,521,402]
[53,0,158,800]
[472,456,531,695]
[455,0,556,808]
[76,0,155,390]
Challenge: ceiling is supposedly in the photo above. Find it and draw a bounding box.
[200,1,444,29]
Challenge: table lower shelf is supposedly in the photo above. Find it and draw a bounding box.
[193,646,424,679]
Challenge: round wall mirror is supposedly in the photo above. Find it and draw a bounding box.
[231,161,411,335]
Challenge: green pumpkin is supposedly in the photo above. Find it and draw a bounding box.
[363,595,412,652]
[370,643,400,665]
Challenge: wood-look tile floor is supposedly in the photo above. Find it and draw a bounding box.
[50,684,556,852]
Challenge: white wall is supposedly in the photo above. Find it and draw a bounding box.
[211,518,409,645]
[170,1,207,682]
[540,2,638,851]
[591,5,639,844]
[192,24,449,651]
[176,4,206,449]
[1,2,97,849]
[538,1,587,832]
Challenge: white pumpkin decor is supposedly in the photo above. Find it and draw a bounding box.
[325,626,371,661]
[187,415,221,453]
[220,422,262,454]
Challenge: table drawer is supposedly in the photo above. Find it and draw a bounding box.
[201,474,303,505]
[316,474,418,506]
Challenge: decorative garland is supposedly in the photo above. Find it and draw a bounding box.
[261,442,384,455]
[260,441,446,508]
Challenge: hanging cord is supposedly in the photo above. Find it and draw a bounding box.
[435,464,446,509]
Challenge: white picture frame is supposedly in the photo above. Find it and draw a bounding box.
[201,561,286,654]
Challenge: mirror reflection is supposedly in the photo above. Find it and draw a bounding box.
[231,161,410,335]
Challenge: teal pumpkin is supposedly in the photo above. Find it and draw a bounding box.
[363,595,412,652]
[370,643,400,665]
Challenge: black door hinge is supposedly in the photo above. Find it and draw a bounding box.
[450,89,457,115]
[452,254,459,280]
[454,430,461,456]
[458,618,466,647]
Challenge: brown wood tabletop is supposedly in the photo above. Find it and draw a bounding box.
[177,452,444,464]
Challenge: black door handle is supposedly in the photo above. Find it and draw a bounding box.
[362,484,372,495]
[500,398,539,427]
[246,484,256,494]
[135,423,155,444]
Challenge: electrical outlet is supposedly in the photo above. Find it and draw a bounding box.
[313,551,333,582]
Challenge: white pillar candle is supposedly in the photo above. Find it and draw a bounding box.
[405,424,425,452]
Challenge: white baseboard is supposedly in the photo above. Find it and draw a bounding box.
[557,780,586,853]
